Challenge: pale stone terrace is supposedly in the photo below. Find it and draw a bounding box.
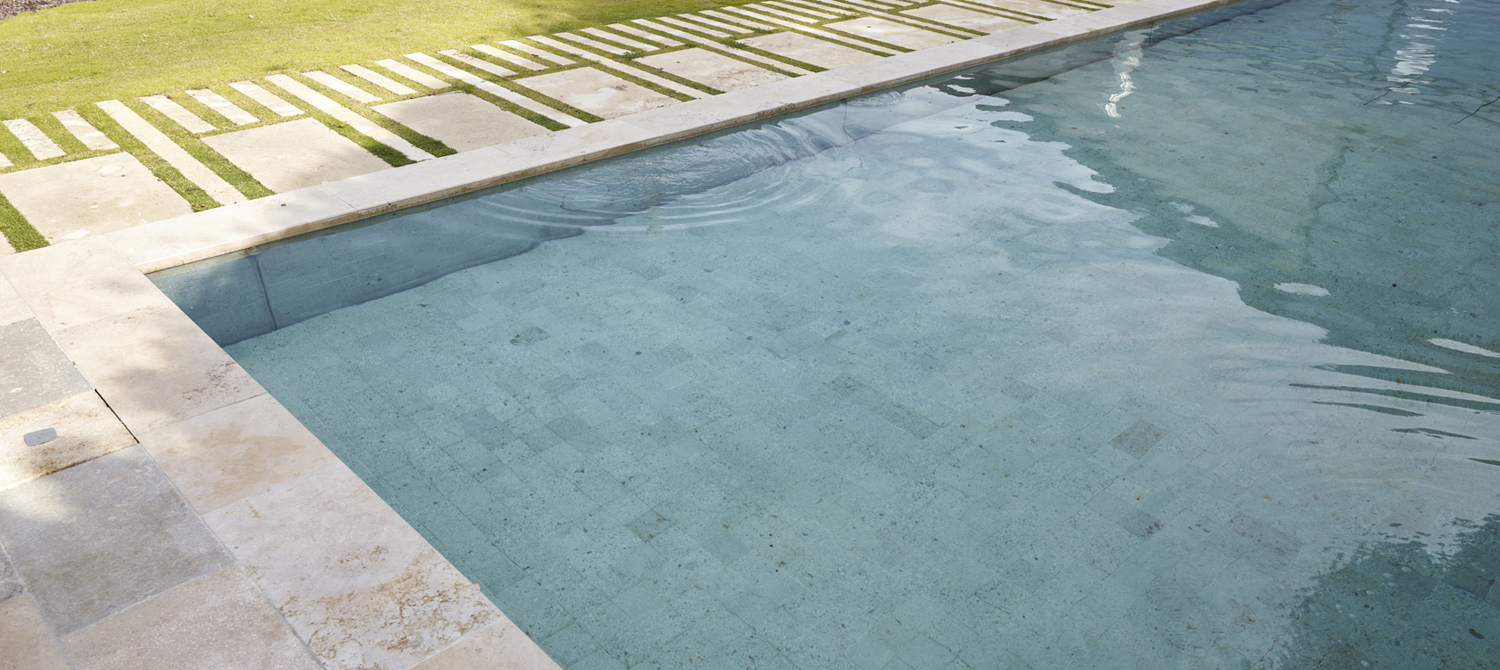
[0,0,1124,253]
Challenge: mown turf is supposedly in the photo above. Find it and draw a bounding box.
[0,0,764,119]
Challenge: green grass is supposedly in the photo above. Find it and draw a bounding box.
[0,190,47,251]
[0,0,766,119]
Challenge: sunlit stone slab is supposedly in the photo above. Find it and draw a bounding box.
[0,391,134,493]
[374,92,547,152]
[96,100,247,205]
[303,71,382,104]
[202,117,390,193]
[637,47,790,92]
[185,89,259,126]
[0,595,68,670]
[265,74,434,162]
[437,50,515,77]
[515,67,679,119]
[340,64,417,96]
[903,4,1028,32]
[52,110,118,150]
[826,16,963,49]
[374,59,452,90]
[740,31,884,69]
[966,0,1092,18]
[2,119,64,160]
[471,44,545,70]
[228,81,304,117]
[140,95,216,134]
[0,153,191,239]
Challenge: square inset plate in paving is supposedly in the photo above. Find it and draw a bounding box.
[635,47,789,92]
[515,67,679,119]
[1,391,136,492]
[0,318,92,418]
[201,117,391,194]
[825,17,962,50]
[0,446,232,635]
[738,31,883,70]
[0,155,192,241]
[372,92,548,152]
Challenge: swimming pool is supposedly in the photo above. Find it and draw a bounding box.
[157,0,1500,667]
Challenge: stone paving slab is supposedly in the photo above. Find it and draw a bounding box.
[266,74,435,163]
[140,95,215,134]
[341,64,418,96]
[202,117,391,194]
[637,47,791,92]
[530,36,711,99]
[185,89,259,126]
[740,30,885,69]
[0,390,136,493]
[500,39,574,66]
[0,594,69,670]
[404,53,589,128]
[304,70,383,104]
[904,3,1028,32]
[516,67,681,120]
[0,318,92,417]
[60,565,323,670]
[637,19,814,76]
[0,236,174,331]
[228,81,305,118]
[0,153,192,241]
[52,110,118,150]
[96,100,249,206]
[0,445,233,635]
[375,59,453,90]
[828,16,964,49]
[471,44,546,70]
[556,31,633,56]
[2,119,65,160]
[972,0,1092,18]
[659,14,735,37]
[438,49,516,77]
[592,25,670,49]
[374,92,548,152]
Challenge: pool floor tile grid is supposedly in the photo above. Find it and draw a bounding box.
[0,0,1130,252]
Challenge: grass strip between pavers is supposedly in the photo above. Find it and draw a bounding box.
[285,71,460,160]
[74,105,222,211]
[127,96,276,200]
[0,189,47,251]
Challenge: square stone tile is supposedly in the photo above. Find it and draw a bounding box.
[635,48,789,92]
[410,618,563,670]
[0,274,29,327]
[0,318,91,417]
[202,117,391,194]
[0,446,232,635]
[902,5,1026,33]
[0,391,136,492]
[739,31,883,70]
[826,17,961,51]
[61,565,322,670]
[0,594,69,670]
[0,236,172,331]
[515,67,679,120]
[0,155,192,241]
[373,92,548,152]
[141,393,339,514]
[55,303,265,434]
[205,462,499,670]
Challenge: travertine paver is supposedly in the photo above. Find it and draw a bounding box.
[556,31,633,56]
[437,49,515,77]
[767,0,844,20]
[967,0,1091,18]
[0,595,68,670]
[0,391,136,492]
[903,4,1027,32]
[0,446,233,635]
[60,566,323,670]
[375,58,453,89]
[185,89,259,126]
[723,6,904,53]
[140,95,215,133]
[265,74,435,162]
[96,100,248,206]
[529,35,711,99]
[304,71,382,104]
[659,15,735,37]
[0,318,92,417]
[827,16,963,49]
[516,67,680,120]
[637,47,790,92]
[636,19,814,75]
[410,619,562,670]
[740,30,884,69]
[598,24,676,48]
[0,153,192,239]
[373,92,548,152]
[228,81,304,117]
[200,117,390,195]
[403,53,589,128]
[52,110,118,150]
[499,39,575,66]
[2,119,64,160]
[702,8,776,31]
[471,44,546,70]
[340,64,418,96]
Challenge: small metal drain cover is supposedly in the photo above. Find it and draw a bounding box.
[24,427,57,446]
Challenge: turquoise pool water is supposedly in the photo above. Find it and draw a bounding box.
[161,0,1500,667]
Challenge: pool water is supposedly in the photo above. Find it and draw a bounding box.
[172,0,1500,667]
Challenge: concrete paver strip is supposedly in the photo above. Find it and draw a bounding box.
[139,95,216,134]
[555,31,633,55]
[515,67,680,119]
[437,49,515,77]
[0,153,193,239]
[404,52,588,128]
[661,14,735,37]
[742,2,825,22]
[765,0,846,19]
[701,8,776,31]
[637,47,790,92]
[97,100,249,205]
[303,70,382,104]
[184,90,259,126]
[819,0,982,34]
[52,110,118,150]
[0,318,92,418]
[500,39,575,66]
[265,74,435,162]
[740,31,885,69]
[827,16,964,49]
[374,59,452,90]
[602,24,680,47]
[636,19,814,75]
[340,64,418,96]
[582,26,663,51]
[528,35,711,98]
[228,81,304,117]
[2,119,65,160]
[967,0,1091,18]
[904,3,1028,31]
[373,92,548,152]
[471,44,545,70]
[0,391,136,493]
[202,117,392,193]
[722,7,905,53]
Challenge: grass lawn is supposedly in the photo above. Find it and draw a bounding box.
[0,0,760,119]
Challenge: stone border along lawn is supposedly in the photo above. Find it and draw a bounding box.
[0,0,1121,253]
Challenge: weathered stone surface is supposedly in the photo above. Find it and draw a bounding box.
[903,4,1026,33]
[0,318,91,418]
[0,594,69,670]
[515,67,678,119]
[826,16,961,50]
[373,93,547,152]
[97,100,247,206]
[61,566,323,670]
[0,391,136,493]
[0,542,20,602]
[206,463,499,670]
[0,446,232,635]
[636,47,789,92]
[0,154,192,241]
[202,117,391,193]
[0,236,171,331]
[411,618,563,670]
[739,31,883,69]
[141,393,338,514]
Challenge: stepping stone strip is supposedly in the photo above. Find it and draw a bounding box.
[264,74,435,162]
[95,100,247,206]
[53,111,118,151]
